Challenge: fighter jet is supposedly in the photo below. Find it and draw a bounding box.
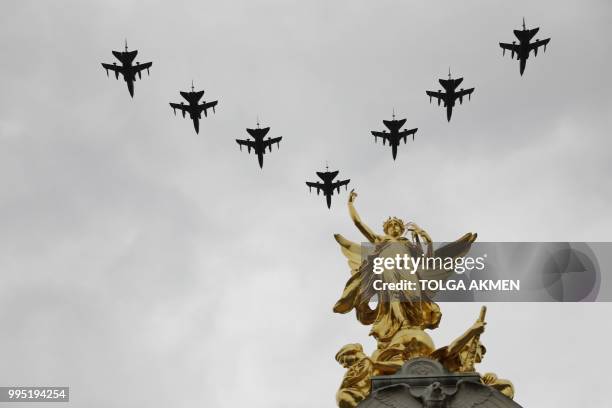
[500,18,550,76]
[371,110,418,160]
[169,81,218,134]
[101,40,152,97]
[236,121,282,168]
[426,69,474,122]
[306,166,350,209]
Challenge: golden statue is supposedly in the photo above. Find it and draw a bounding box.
[332,190,515,407]
[335,344,403,408]
[333,189,477,350]
[431,306,488,373]
[335,344,372,408]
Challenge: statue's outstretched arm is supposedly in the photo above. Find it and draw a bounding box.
[348,190,379,243]
[447,321,485,356]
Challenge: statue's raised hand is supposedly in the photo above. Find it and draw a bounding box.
[349,189,358,204]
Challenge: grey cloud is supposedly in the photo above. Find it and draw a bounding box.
[0,0,611,407]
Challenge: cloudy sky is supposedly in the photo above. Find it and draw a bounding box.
[1,0,611,407]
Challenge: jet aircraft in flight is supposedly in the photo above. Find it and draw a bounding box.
[499,18,551,76]
[426,69,474,122]
[235,121,282,168]
[371,111,418,160]
[101,40,152,97]
[170,81,218,134]
[306,166,350,209]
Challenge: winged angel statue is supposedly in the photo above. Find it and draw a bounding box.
[333,190,477,351]
[332,191,515,408]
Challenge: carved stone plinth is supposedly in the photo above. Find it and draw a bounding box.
[359,358,523,408]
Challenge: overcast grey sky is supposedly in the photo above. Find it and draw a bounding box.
[1,0,611,407]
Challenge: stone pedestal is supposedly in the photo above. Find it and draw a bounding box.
[359,358,523,408]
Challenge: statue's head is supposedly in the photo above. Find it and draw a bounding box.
[335,343,366,368]
[475,343,486,362]
[383,217,406,238]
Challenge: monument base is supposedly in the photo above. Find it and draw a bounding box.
[359,358,522,408]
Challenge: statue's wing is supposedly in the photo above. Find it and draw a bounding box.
[334,233,362,274]
[433,233,478,260]
[447,381,522,408]
[333,234,368,315]
[360,385,422,408]
[333,234,380,324]
[417,233,478,298]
